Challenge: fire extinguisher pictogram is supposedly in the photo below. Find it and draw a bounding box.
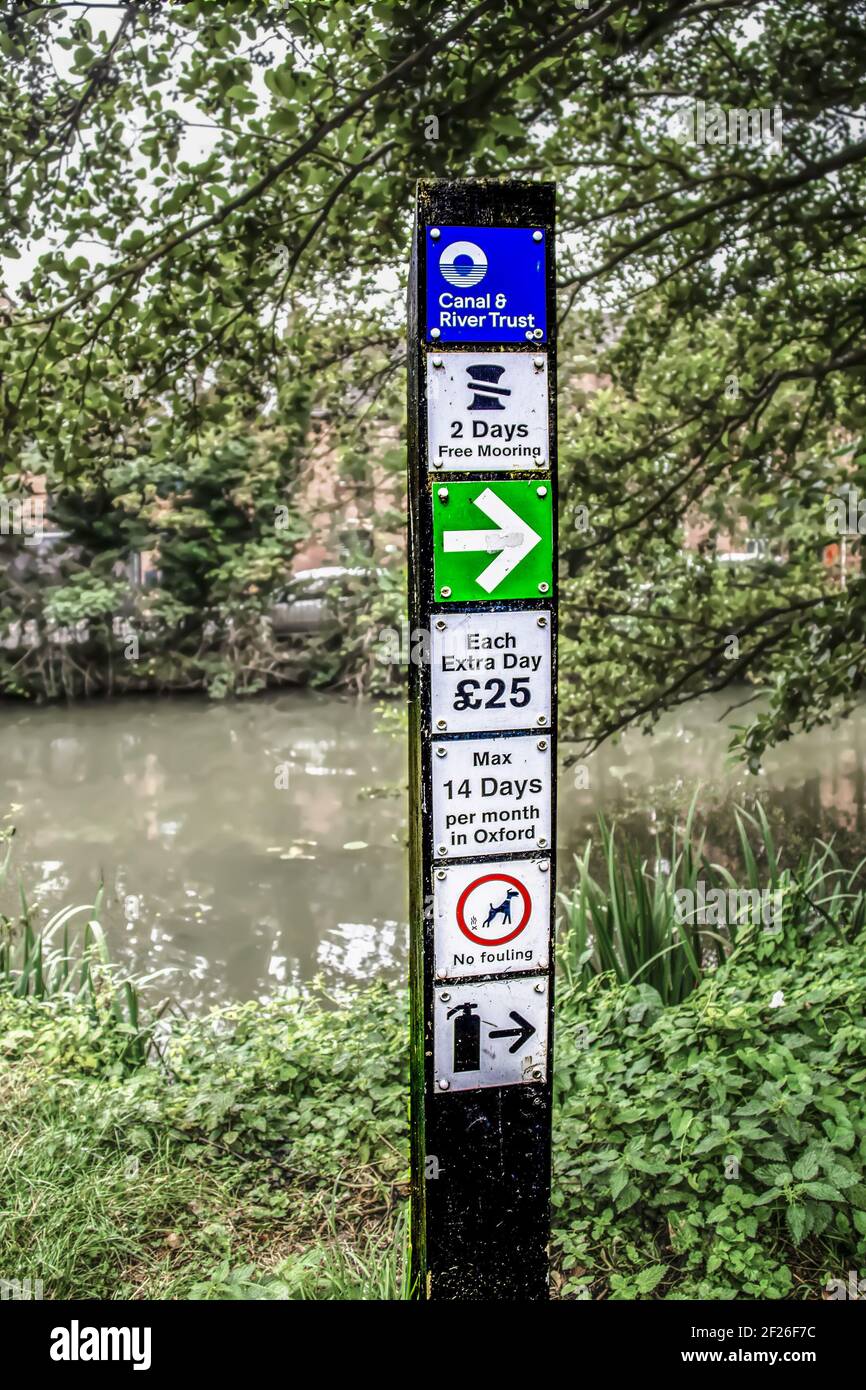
[447,1001,480,1072]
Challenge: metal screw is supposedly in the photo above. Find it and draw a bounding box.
[534,458,545,468]
[430,327,441,339]
[436,869,446,880]
[438,844,448,855]
[537,616,547,627]
[534,328,543,339]
[537,740,548,750]
[431,355,443,367]
[435,747,446,758]
[441,586,451,597]
[538,836,548,848]
[537,485,547,497]
[431,228,441,240]
[532,1068,543,1080]
[538,581,549,592]
[537,715,547,725]
[439,991,451,1001]
[533,230,543,242]
[435,619,446,630]
[434,460,443,468]
[524,330,534,341]
[438,487,449,500]
[436,719,447,730]
[438,1079,450,1090]
[533,355,545,369]
[539,860,550,873]
[534,981,546,994]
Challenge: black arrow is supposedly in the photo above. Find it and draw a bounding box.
[488,1011,536,1053]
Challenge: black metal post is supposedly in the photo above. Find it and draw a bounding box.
[408,179,557,1301]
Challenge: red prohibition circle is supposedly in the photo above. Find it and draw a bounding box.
[456,872,532,947]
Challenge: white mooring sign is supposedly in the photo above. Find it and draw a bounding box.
[430,608,551,734]
[431,733,552,860]
[426,351,550,472]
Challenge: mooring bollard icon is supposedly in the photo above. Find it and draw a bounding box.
[407,179,557,1300]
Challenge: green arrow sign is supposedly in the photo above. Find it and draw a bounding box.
[432,479,553,602]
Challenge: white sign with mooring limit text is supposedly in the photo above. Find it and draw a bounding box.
[427,351,549,472]
[431,733,551,860]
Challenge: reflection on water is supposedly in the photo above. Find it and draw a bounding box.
[563,695,866,871]
[1,690,864,1006]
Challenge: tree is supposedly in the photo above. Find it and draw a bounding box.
[1,0,864,755]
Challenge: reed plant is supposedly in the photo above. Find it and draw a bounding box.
[557,798,866,1003]
[0,828,150,1064]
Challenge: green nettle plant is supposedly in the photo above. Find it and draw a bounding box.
[552,929,866,1299]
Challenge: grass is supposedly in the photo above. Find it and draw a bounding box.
[0,1015,412,1300]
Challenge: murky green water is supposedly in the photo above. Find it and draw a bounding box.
[2,690,864,1006]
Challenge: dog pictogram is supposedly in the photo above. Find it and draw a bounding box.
[481,888,521,930]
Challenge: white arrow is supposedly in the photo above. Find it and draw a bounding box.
[442,487,541,594]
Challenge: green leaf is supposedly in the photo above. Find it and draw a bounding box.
[792,1151,820,1181]
[802,1182,843,1201]
[785,1204,809,1244]
[635,1264,667,1295]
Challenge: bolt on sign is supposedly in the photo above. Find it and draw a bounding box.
[425,225,547,343]
[430,609,552,735]
[433,976,549,1092]
[431,733,552,860]
[407,180,557,1301]
[432,858,551,981]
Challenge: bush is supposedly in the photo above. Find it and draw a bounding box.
[553,926,866,1298]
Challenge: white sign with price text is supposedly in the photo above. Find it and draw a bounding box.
[430,609,551,734]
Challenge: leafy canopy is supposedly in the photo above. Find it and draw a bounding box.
[1,1,865,755]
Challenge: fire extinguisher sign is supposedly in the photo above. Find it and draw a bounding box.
[433,976,548,1093]
[407,179,557,1301]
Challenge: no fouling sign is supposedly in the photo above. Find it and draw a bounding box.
[407,180,557,1301]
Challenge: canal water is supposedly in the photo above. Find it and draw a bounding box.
[2,691,864,1006]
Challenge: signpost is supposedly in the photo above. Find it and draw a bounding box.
[408,180,557,1300]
